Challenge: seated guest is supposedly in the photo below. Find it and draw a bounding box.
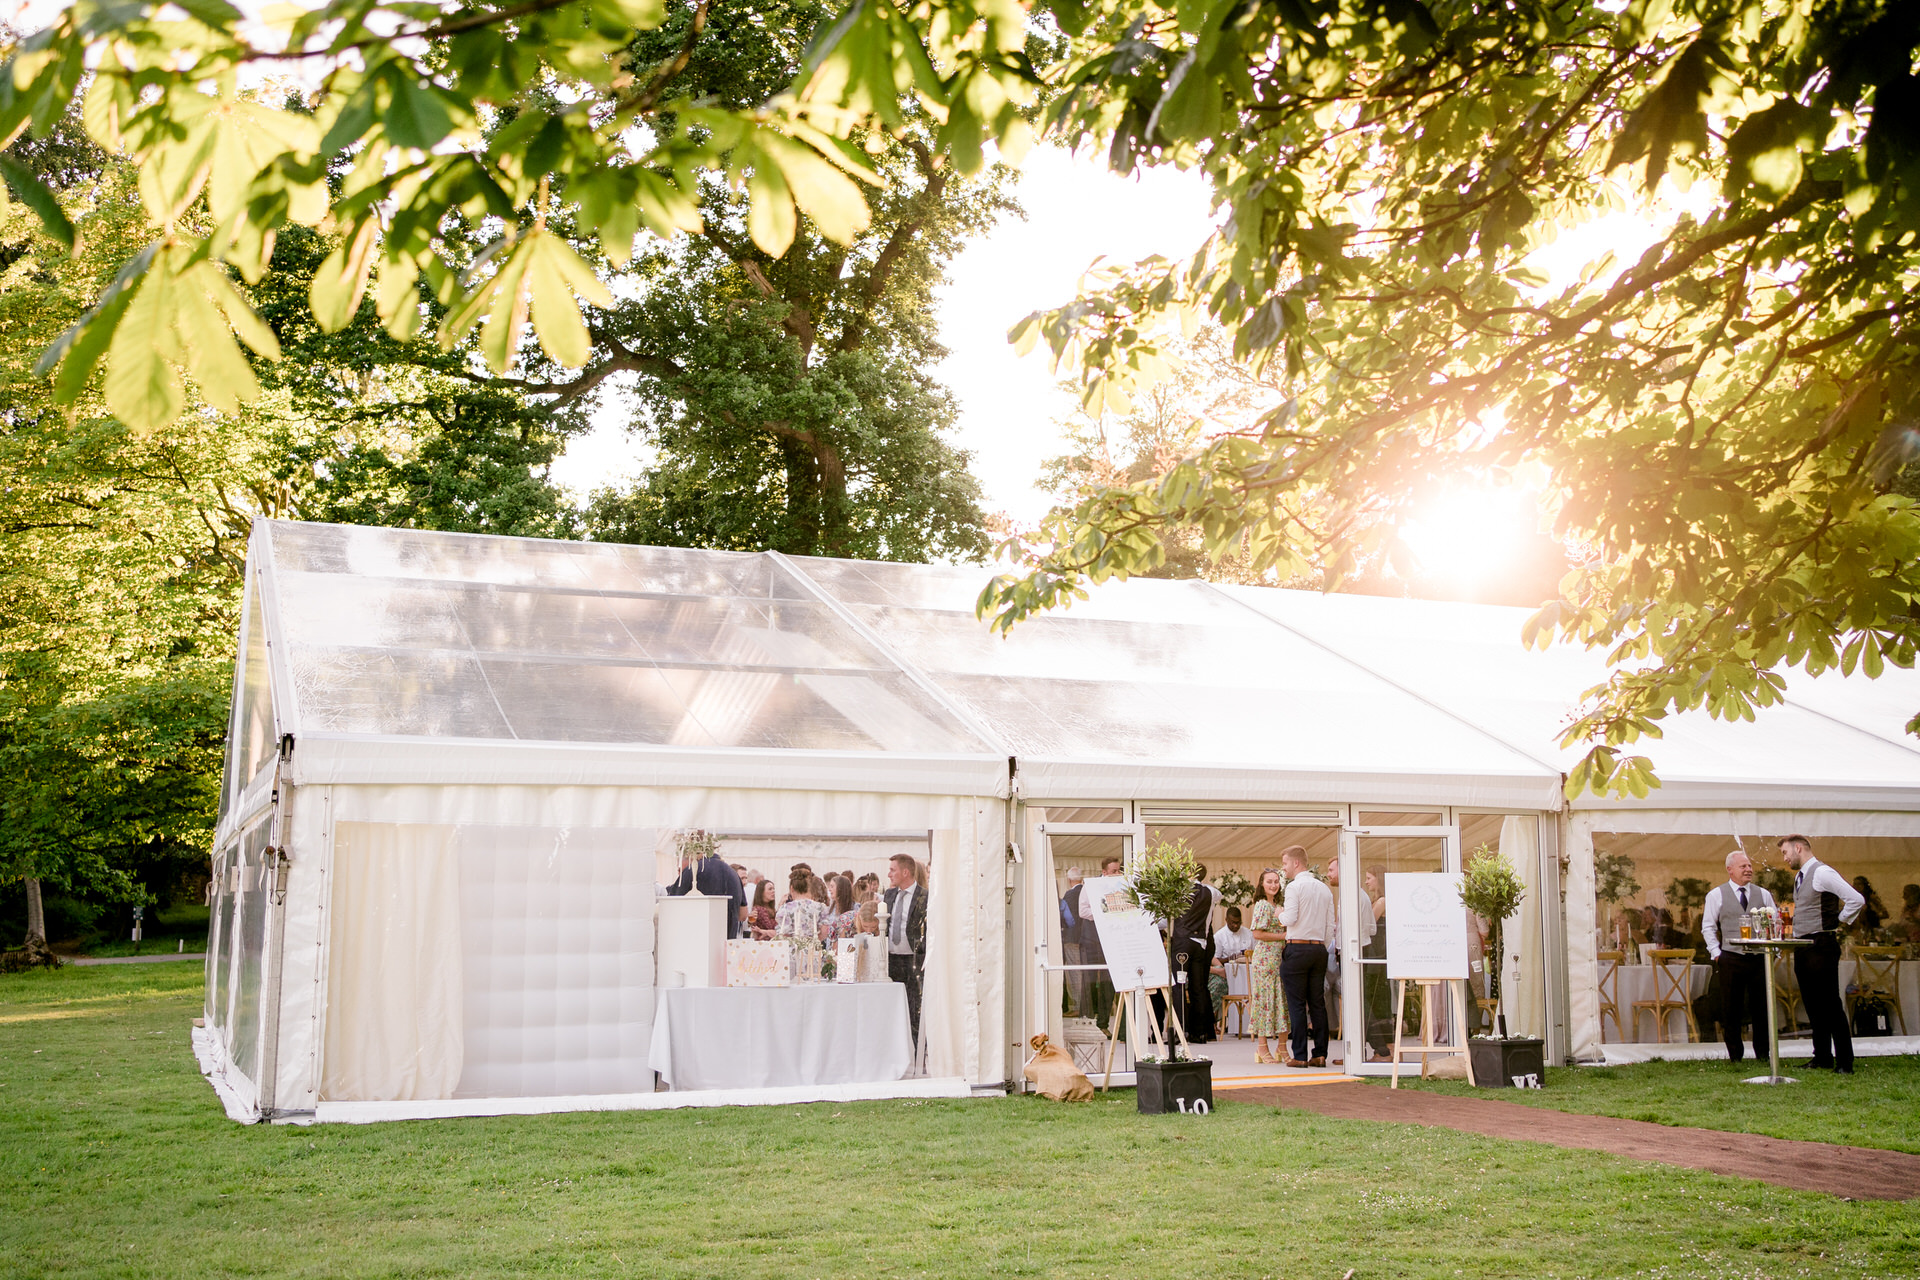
[824,875,861,940]
[746,878,778,939]
[1208,905,1252,1012]
[1901,884,1920,942]
[777,867,827,941]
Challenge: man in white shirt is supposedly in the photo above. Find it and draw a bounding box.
[1782,834,1866,1073]
[1278,845,1336,1067]
[1700,850,1776,1063]
[884,854,928,1048]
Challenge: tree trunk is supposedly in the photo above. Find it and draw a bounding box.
[25,876,45,945]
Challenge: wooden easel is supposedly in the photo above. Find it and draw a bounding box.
[1389,978,1477,1088]
[1100,983,1187,1092]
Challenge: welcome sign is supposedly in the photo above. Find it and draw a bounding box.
[1384,872,1469,980]
[725,938,794,987]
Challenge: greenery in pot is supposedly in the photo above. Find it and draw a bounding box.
[1124,837,1203,1063]
[1459,843,1526,1040]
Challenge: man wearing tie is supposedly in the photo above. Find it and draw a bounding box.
[1699,850,1775,1063]
[884,853,929,1049]
[1781,834,1865,1073]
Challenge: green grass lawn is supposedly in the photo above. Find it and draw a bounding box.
[1387,1056,1920,1154]
[4,963,1917,1280]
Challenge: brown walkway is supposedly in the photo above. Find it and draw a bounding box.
[1229,1080,1920,1201]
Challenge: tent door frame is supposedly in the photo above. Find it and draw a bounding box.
[1339,824,1460,1076]
[1029,821,1145,1063]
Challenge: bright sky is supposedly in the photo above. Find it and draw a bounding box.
[550,146,1219,525]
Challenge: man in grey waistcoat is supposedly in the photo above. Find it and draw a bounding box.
[1781,834,1865,1073]
[1700,850,1775,1062]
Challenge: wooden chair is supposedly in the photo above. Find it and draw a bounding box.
[1632,948,1700,1042]
[1849,946,1907,1034]
[1597,950,1625,1041]
[1216,958,1251,1039]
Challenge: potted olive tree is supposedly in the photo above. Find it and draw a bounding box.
[1460,843,1545,1088]
[1125,839,1213,1115]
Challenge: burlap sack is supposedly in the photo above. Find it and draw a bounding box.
[1022,1034,1094,1101]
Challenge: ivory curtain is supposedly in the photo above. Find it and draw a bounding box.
[322,822,464,1101]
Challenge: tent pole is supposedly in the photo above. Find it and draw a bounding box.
[256,741,293,1120]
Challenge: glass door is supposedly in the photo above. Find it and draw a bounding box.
[1339,824,1459,1075]
[1031,818,1143,1070]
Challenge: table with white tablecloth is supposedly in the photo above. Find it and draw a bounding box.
[648,984,912,1091]
[1603,956,1919,1043]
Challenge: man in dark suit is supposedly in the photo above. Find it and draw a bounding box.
[884,853,929,1047]
[1172,864,1217,1044]
[666,847,747,939]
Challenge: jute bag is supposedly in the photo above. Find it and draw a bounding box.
[1022,1034,1094,1101]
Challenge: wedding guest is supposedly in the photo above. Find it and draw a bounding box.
[1851,875,1888,938]
[667,843,746,939]
[1900,884,1920,942]
[1700,849,1775,1063]
[746,878,778,939]
[1173,864,1217,1044]
[1782,834,1864,1073]
[778,867,827,941]
[1248,868,1289,1064]
[1363,866,1391,1062]
[1208,905,1251,1019]
[884,854,929,1045]
[1278,845,1334,1068]
[824,875,861,940]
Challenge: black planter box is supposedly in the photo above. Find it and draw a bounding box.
[1468,1037,1546,1088]
[1136,1057,1213,1114]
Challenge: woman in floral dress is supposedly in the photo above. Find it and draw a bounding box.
[1249,867,1290,1064]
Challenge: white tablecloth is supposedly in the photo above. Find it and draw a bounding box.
[1604,957,1919,1042]
[648,984,911,1091]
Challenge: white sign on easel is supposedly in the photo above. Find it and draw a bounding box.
[1384,872,1468,979]
[1083,875,1170,991]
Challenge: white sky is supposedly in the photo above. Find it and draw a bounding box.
[550,146,1219,526]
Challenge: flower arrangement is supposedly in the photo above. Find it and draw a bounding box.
[674,828,721,864]
[1213,868,1255,910]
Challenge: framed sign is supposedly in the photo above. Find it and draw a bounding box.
[1384,872,1468,980]
[1083,875,1171,992]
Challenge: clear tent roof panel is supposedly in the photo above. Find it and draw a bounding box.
[1225,584,1920,789]
[795,556,1555,777]
[263,523,992,755]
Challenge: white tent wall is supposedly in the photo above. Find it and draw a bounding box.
[1563,807,1920,1061]
[257,781,1005,1117]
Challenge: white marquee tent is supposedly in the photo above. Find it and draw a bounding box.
[198,520,1920,1121]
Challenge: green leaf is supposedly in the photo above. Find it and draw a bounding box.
[381,72,455,152]
[309,219,380,332]
[0,154,74,252]
[170,0,243,27]
[756,132,871,246]
[103,267,183,433]
[743,158,796,257]
[477,240,537,374]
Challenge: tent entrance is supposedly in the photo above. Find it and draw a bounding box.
[1034,820,1144,1070]
[1341,825,1460,1076]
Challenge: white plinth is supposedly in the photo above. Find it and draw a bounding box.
[657,894,728,988]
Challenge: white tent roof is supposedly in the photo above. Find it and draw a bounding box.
[237,521,1920,815]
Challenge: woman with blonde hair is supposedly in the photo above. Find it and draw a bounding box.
[1248,866,1290,1064]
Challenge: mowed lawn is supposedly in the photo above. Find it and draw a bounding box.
[1390,1055,1920,1154]
[4,964,1918,1280]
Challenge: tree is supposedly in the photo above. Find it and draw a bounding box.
[979,0,1920,798]
[571,0,1009,562]
[14,0,1920,800]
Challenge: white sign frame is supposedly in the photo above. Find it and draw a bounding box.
[1384,871,1469,980]
[1083,875,1171,992]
